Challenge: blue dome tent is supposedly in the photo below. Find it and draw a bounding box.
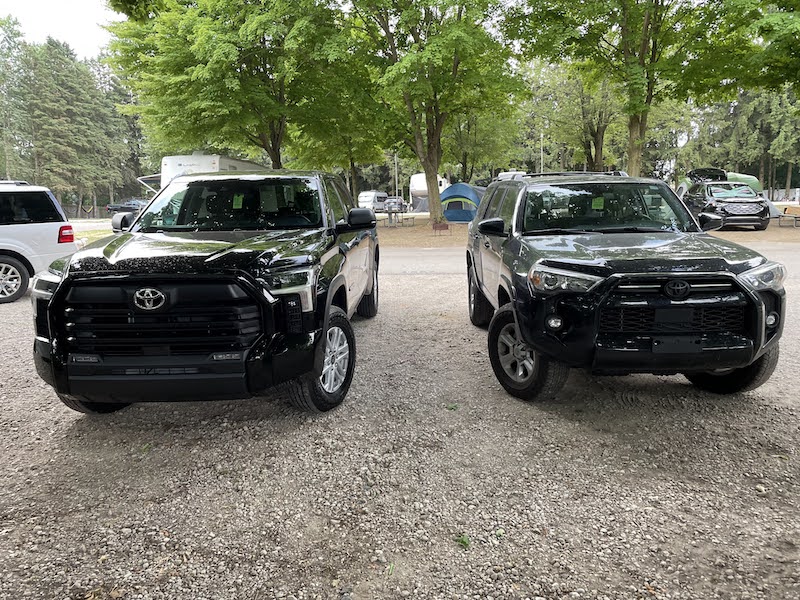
[440,183,482,222]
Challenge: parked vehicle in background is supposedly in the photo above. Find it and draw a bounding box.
[467,173,785,402]
[682,181,771,230]
[0,181,79,303]
[31,171,380,414]
[137,152,266,193]
[357,190,389,212]
[106,198,148,214]
[385,196,407,212]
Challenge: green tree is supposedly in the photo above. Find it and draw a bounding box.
[0,16,24,179]
[109,0,342,169]
[350,0,516,222]
[509,0,758,176]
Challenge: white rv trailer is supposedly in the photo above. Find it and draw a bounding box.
[137,153,265,193]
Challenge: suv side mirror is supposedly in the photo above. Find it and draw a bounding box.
[337,207,376,232]
[478,218,506,236]
[111,212,133,233]
[698,212,724,232]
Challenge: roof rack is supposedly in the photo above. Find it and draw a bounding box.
[0,180,30,185]
[494,170,628,182]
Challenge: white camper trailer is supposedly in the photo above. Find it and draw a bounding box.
[409,173,449,211]
[138,153,265,193]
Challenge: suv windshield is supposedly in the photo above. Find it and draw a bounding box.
[708,184,757,198]
[521,182,698,233]
[134,177,323,233]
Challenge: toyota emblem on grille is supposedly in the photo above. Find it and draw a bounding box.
[133,287,166,310]
[663,279,691,300]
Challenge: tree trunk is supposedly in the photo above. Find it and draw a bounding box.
[460,152,468,182]
[786,162,794,201]
[758,154,766,187]
[592,125,607,172]
[627,113,647,177]
[423,165,443,223]
[349,157,358,198]
[92,191,98,219]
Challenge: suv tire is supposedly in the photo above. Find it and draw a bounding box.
[356,263,379,318]
[468,265,493,327]
[285,307,356,412]
[487,304,569,401]
[0,256,29,304]
[684,345,779,394]
[56,393,131,414]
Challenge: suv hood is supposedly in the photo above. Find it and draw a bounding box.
[523,232,766,275]
[61,229,331,276]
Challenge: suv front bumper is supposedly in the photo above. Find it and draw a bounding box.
[514,274,784,374]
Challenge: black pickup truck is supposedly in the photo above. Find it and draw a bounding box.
[32,171,379,414]
[467,173,785,401]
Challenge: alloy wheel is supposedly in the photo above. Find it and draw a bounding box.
[0,263,22,299]
[496,322,536,383]
[320,325,350,393]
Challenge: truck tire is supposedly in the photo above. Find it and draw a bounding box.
[0,256,29,303]
[56,393,131,414]
[356,263,379,318]
[468,265,493,327]
[684,345,779,394]
[285,307,356,412]
[487,304,568,401]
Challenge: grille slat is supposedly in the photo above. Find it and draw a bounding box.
[61,282,262,357]
[599,306,745,334]
[722,203,763,215]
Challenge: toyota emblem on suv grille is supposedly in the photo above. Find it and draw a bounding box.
[133,287,167,310]
[663,279,691,300]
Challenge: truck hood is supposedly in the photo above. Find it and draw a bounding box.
[62,229,331,276]
[523,232,766,275]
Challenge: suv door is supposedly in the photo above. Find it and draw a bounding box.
[470,185,498,284]
[477,184,511,305]
[324,178,361,314]
[482,184,520,306]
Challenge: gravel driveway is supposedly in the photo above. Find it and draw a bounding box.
[1,246,798,600]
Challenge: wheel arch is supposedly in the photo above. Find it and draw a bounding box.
[0,249,35,276]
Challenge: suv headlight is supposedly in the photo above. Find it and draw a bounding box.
[260,266,319,311]
[529,265,604,293]
[739,262,786,292]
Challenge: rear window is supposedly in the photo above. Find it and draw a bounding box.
[0,192,62,225]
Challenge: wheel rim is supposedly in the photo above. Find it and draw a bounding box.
[497,322,536,383]
[0,263,23,298]
[320,325,350,393]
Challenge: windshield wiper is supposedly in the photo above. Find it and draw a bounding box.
[521,228,602,236]
[586,226,676,233]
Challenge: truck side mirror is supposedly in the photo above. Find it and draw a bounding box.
[111,212,133,233]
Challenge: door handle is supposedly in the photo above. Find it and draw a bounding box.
[483,241,491,248]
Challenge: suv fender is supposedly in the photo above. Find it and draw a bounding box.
[0,249,34,276]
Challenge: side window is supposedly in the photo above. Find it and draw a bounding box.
[333,179,355,210]
[498,186,519,232]
[484,187,508,219]
[323,179,347,223]
[0,192,62,225]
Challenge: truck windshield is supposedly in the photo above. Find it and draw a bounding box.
[521,182,698,234]
[134,178,323,232]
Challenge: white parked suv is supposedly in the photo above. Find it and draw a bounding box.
[0,181,79,303]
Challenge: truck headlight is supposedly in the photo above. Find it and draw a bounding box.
[31,270,62,301]
[528,265,604,293]
[740,262,786,292]
[260,266,319,311]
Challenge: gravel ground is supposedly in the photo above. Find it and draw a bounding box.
[1,249,799,600]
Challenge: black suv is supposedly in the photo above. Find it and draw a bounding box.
[31,171,379,414]
[682,181,770,230]
[467,174,785,400]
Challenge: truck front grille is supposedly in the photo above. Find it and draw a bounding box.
[60,281,262,356]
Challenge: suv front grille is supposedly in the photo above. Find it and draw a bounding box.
[599,306,745,333]
[60,281,262,356]
[722,203,763,215]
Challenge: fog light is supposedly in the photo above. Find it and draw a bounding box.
[766,312,779,328]
[545,315,564,330]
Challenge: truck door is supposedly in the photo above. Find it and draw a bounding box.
[334,179,371,299]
